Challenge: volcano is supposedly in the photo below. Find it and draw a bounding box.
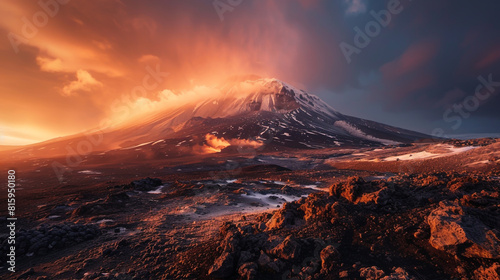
[3,77,430,160]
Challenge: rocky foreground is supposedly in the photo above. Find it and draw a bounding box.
[205,173,500,280]
[1,172,499,279]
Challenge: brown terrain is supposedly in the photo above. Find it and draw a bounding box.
[0,138,499,279]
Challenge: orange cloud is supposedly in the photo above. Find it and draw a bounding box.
[62,70,102,96]
[197,134,263,154]
[204,134,231,153]
[138,54,160,64]
[0,0,326,145]
[36,56,66,72]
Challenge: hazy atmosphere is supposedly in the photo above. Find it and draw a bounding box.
[1,0,499,145]
[1,1,500,280]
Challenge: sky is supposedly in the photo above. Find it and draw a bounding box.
[1,0,499,145]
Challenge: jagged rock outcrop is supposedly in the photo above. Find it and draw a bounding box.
[203,173,499,280]
[427,201,500,259]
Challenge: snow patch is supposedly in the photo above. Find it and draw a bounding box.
[243,192,307,210]
[152,139,165,145]
[382,145,479,161]
[148,185,165,194]
[97,219,115,224]
[384,151,438,161]
[78,170,102,175]
[123,141,153,149]
[334,120,400,145]
[467,160,490,166]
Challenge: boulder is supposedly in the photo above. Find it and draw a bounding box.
[237,251,254,267]
[299,193,333,221]
[257,251,282,273]
[320,245,340,272]
[357,186,393,205]
[220,231,241,253]
[268,235,301,260]
[238,262,257,280]
[208,252,236,278]
[266,202,304,230]
[359,266,385,280]
[329,177,393,205]
[330,176,364,202]
[257,250,272,267]
[427,201,500,259]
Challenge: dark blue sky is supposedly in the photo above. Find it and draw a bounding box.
[258,0,500,136]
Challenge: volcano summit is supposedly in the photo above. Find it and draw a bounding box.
[3,77,431,162]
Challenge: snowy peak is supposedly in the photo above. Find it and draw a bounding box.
[222,78,300,113]
[215,77,339,119]
[112,76,430,151]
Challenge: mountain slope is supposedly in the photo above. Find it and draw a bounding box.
[2,77,430,160]
[116,77,428,147]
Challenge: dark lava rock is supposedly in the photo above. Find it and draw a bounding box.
[193,173,499,279]
[105,191,130,203]
[265,202,304,230]
[238,262,258,280]
[0,223,100,263]
[208,251,236,278]
[240,164,291,174]
[72,203,105,217]
[268,235,301,260]
[238,251,254,267]
[329,176,393,205]
[320,245,340,272]
[124,177,162,191]
[473,263,500,280]
[359,266,385,279]
[17,268,35,279]
[257,251,282,273]
[329,176,365,202]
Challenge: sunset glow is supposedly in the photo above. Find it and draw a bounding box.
[0,1,312,145]
[2,1,500,145]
